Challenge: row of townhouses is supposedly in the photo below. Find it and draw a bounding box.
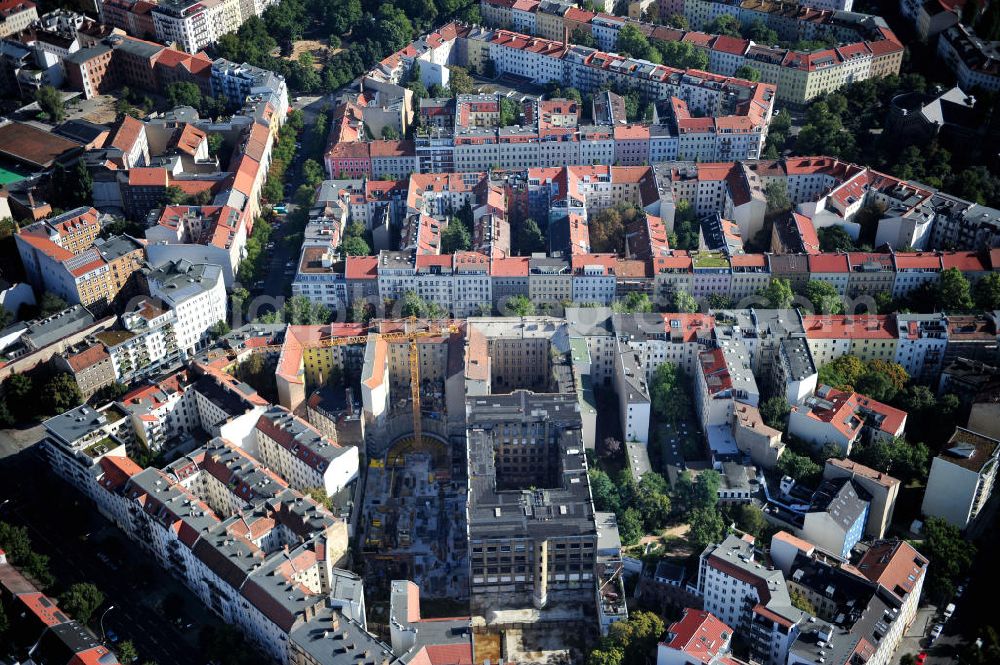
[473,1,903,104]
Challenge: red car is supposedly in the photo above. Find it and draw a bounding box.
[915,652,927,665]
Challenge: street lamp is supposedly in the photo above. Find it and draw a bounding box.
[100,605,116,643]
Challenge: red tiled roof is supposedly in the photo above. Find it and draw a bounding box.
[808,253,849,273]
[110,115,144,153]
[490,256,529,277]
[64,342,109,372]
[345,255,378,280]
[663,609,732,663]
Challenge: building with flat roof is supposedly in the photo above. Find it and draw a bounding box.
[822,458,899,539]
[466,391,598,613]
[921,427,1000,529]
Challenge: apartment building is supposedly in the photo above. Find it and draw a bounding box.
[51,339,116,399]
[657,609,749,665]
[0,0,37,38]
[145,260,227,355]
[15,209,145,311]
[788,384,906,456]
[937,23,1000,93]
[64,34,214,100]
[481,0,903,104]
[254,405,360,498]
[787,540,927,665]
[922,427,1000,529]
[697,534,805,665]
[800,477,870,558]
[823,458,899,540]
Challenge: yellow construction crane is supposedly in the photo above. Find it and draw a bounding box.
[239,318,459,444]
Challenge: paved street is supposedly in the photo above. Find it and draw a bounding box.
[0,428,218,664]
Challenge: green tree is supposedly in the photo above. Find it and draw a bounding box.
[301,159,324,187]
[612,292,653,313]
[658,40,708,69]
[672,289,699,313]
[672,199,700,249]
[40,293,69,316]
[6,373,33,405]
[921,517,975,603]
[165,81,202,109]
[589,468,621,513]
[974,272,1000,311]
[856,372,896,402]
[817,226,854,252]
[665,13,688,28]
[778,450,822,485]
[400,291,428,318]
[440,219,472,253]
[341,236,370,256]
[618,507,644,545]
[649,363,690,423]
[759,396,790,431]
[764,181,792,216]
[36,86,65,122]
[743,18,778,44]
[516,218,546,254]
[162,186,188,205]
[706,14,741,36]
[802,279,844,314]
[571,27,597,48]
[936,267,974,311]
[734,65,761,81]
[446,66,475,95]
[499,97,518,127]
[616,24,659,62]
[688,507,726,549]
[41,373,82,414]
[759,277,793,308]
[737,504,767,540]
[790,588,817,615]
[60,583,105,624]
[208,133,225,156]
[209,320,231,339]
[503,294,535,316]
[866,359,908,394]
[381,125,399,140]
[818,354,867,390]
[692,470,721,511]
[118,640,138,663]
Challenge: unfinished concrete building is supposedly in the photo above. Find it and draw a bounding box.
[466,391,597,614]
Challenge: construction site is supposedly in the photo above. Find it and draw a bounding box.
[215,317,625,660]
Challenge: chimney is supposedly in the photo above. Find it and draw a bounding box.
[563,25,569,53]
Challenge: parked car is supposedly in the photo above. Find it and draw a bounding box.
[930,624,943,642]
[944,602,956,619]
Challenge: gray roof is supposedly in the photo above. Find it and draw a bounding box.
[809,478,871,532]
[257,405,353,468]
[389,580,471,661]
[779,337,816,381]
[43,403,127,445]
[146,259,222,303]
[466,391,596,541]
[289,604,394,665]
[114,36,161,59]
[703,534,805,626]
[94,234,143,261]
[23,305,96,350]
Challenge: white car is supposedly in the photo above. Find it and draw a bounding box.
[930,624,943,642]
